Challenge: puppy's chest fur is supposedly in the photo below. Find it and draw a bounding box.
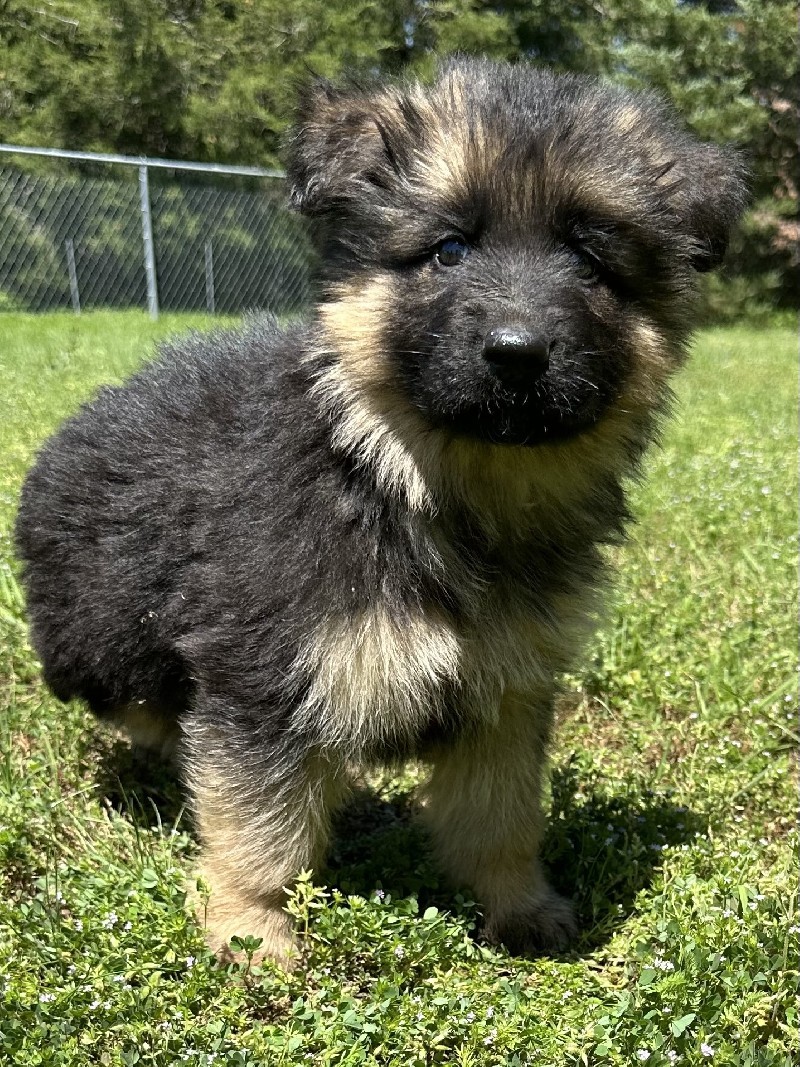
[294,516,601,760]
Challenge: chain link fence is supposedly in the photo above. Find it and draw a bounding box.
[0,145,315,318]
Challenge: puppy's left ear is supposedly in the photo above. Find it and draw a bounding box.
[285,80,394,216]
[670,142,750,272]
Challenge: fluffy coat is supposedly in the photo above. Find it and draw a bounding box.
[15,57,747,963]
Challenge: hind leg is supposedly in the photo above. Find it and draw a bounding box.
[108,701,182,760]
[421,689,576,954]
[183,711,349,967]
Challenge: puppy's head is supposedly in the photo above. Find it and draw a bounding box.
[287,58,747,454]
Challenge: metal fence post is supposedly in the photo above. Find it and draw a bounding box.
[65,238,81,314]
[138,164,159,319]
[204,239,215,314]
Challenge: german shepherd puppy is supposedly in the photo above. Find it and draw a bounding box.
[15,57,747,965]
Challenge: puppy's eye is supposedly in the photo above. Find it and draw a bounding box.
[567,245,602,283]
[434,238,469,267]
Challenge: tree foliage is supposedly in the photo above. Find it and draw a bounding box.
[0,0,796,308]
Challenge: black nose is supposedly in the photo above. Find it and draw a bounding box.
[482,326,550,377]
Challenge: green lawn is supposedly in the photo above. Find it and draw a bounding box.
[0,310,797,1066]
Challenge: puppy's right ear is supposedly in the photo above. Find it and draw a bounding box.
[285,80,392,216]
[671,140,750,272]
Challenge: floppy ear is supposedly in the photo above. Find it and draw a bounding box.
[669,141,750,272]
[285,80,396,216]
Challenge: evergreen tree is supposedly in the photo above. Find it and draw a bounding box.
[0,0,795,306]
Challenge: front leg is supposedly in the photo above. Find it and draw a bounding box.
[421,689,576,954]
[183,706,349,968]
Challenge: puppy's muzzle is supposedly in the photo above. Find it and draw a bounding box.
[482,326,550,386]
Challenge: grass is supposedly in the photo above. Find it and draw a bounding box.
[0,309,797,1066]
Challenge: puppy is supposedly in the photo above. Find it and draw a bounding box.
[15,57,747,965]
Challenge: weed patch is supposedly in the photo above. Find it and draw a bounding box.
[0,312,796,1065]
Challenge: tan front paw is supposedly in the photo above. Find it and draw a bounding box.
[483,884,578,956]
[192,879,299,970]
